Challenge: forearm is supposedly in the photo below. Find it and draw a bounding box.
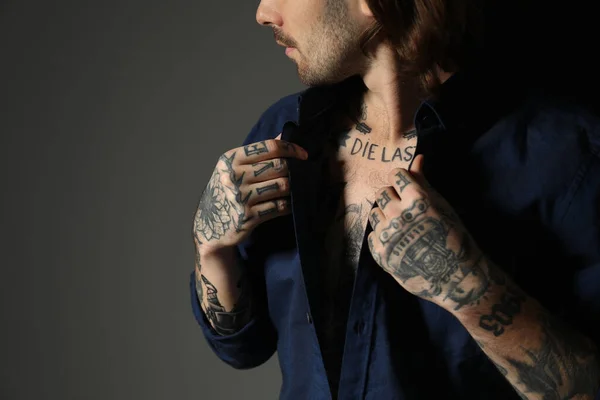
[452,258,600,399]
[194,245,254,336]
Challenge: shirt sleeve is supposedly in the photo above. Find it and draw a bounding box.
[189,268,277,369]
[552,136,600,398]
[554,142,600,342]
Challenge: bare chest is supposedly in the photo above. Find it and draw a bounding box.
[321,137,416,269]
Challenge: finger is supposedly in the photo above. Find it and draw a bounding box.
[239,139,308,164]
[244,157,288,183]
[251,197,291,222]
[388,167,419,196]
[246,177,290,206]
[374,186,401,218]
[369,207,385,231]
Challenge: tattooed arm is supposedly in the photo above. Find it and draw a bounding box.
[193,139,307,339]
[367,155,600,399]
[453,259,600,400]
[194,246,253,336]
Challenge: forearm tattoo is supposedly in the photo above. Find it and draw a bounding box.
[197,272,252,336]
[479,286,526,337]
[506,313,600,399]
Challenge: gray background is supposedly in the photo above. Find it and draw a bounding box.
[1,1,303,399]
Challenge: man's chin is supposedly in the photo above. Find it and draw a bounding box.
[297,68,349,87]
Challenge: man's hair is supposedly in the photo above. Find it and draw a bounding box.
[360,0,484,93]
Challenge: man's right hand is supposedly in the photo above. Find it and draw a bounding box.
[192,139,308,254]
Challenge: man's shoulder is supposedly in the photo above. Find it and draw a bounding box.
[501,91,600,171]
[517,91,600,149]
[479,91,600,208]
[243,92,303,145]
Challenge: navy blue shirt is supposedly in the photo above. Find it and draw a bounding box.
[191,69,600,399]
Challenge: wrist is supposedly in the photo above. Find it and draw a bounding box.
[439,254,502,317]
[196,240,235,256]
[196,243,241,271]
[448,258,525,323]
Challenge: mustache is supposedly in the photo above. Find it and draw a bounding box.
[273,29,298,48]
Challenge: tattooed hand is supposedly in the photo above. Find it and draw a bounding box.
[193,138,308,252]
[368,155,487,309]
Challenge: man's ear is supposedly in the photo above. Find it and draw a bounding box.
[358,0,374,17]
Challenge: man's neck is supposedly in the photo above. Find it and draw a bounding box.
[356,45,422,145]
[357,45,452,145]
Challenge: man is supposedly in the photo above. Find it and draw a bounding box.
[190,0,600,398]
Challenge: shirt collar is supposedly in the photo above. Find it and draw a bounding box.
[414,64,523,139]
[295,63,522,143]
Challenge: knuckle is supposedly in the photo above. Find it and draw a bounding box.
[404,185,425,199]
[265,139,278,153]
[388,167,402,179]
[276,158,287,171]
[368,232,377,248]
[277,198,289,211]
[278,177,290,193]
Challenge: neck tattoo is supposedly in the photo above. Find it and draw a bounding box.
[337,102,418,163]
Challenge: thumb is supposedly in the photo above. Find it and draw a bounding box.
[409,154,428,187]
[409,153,425,175]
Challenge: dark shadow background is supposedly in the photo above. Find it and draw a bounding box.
[1,1,597,400]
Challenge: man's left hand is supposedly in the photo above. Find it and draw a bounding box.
[368,154,490,311]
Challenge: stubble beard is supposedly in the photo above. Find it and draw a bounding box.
[295,0,365,86]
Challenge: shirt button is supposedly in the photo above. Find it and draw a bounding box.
[306,312,313,324]
[354,320,365,335]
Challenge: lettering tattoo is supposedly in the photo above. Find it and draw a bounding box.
[201,274,251,336]
[395,171,411,193]
[244,141,268,157]
[252,161,275,177]
[350,138,415,162]
[479,287,526,336]
[256,182,279,195]
[258,200,280,217]
[377,191,392,210]
[507,313,600,399]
